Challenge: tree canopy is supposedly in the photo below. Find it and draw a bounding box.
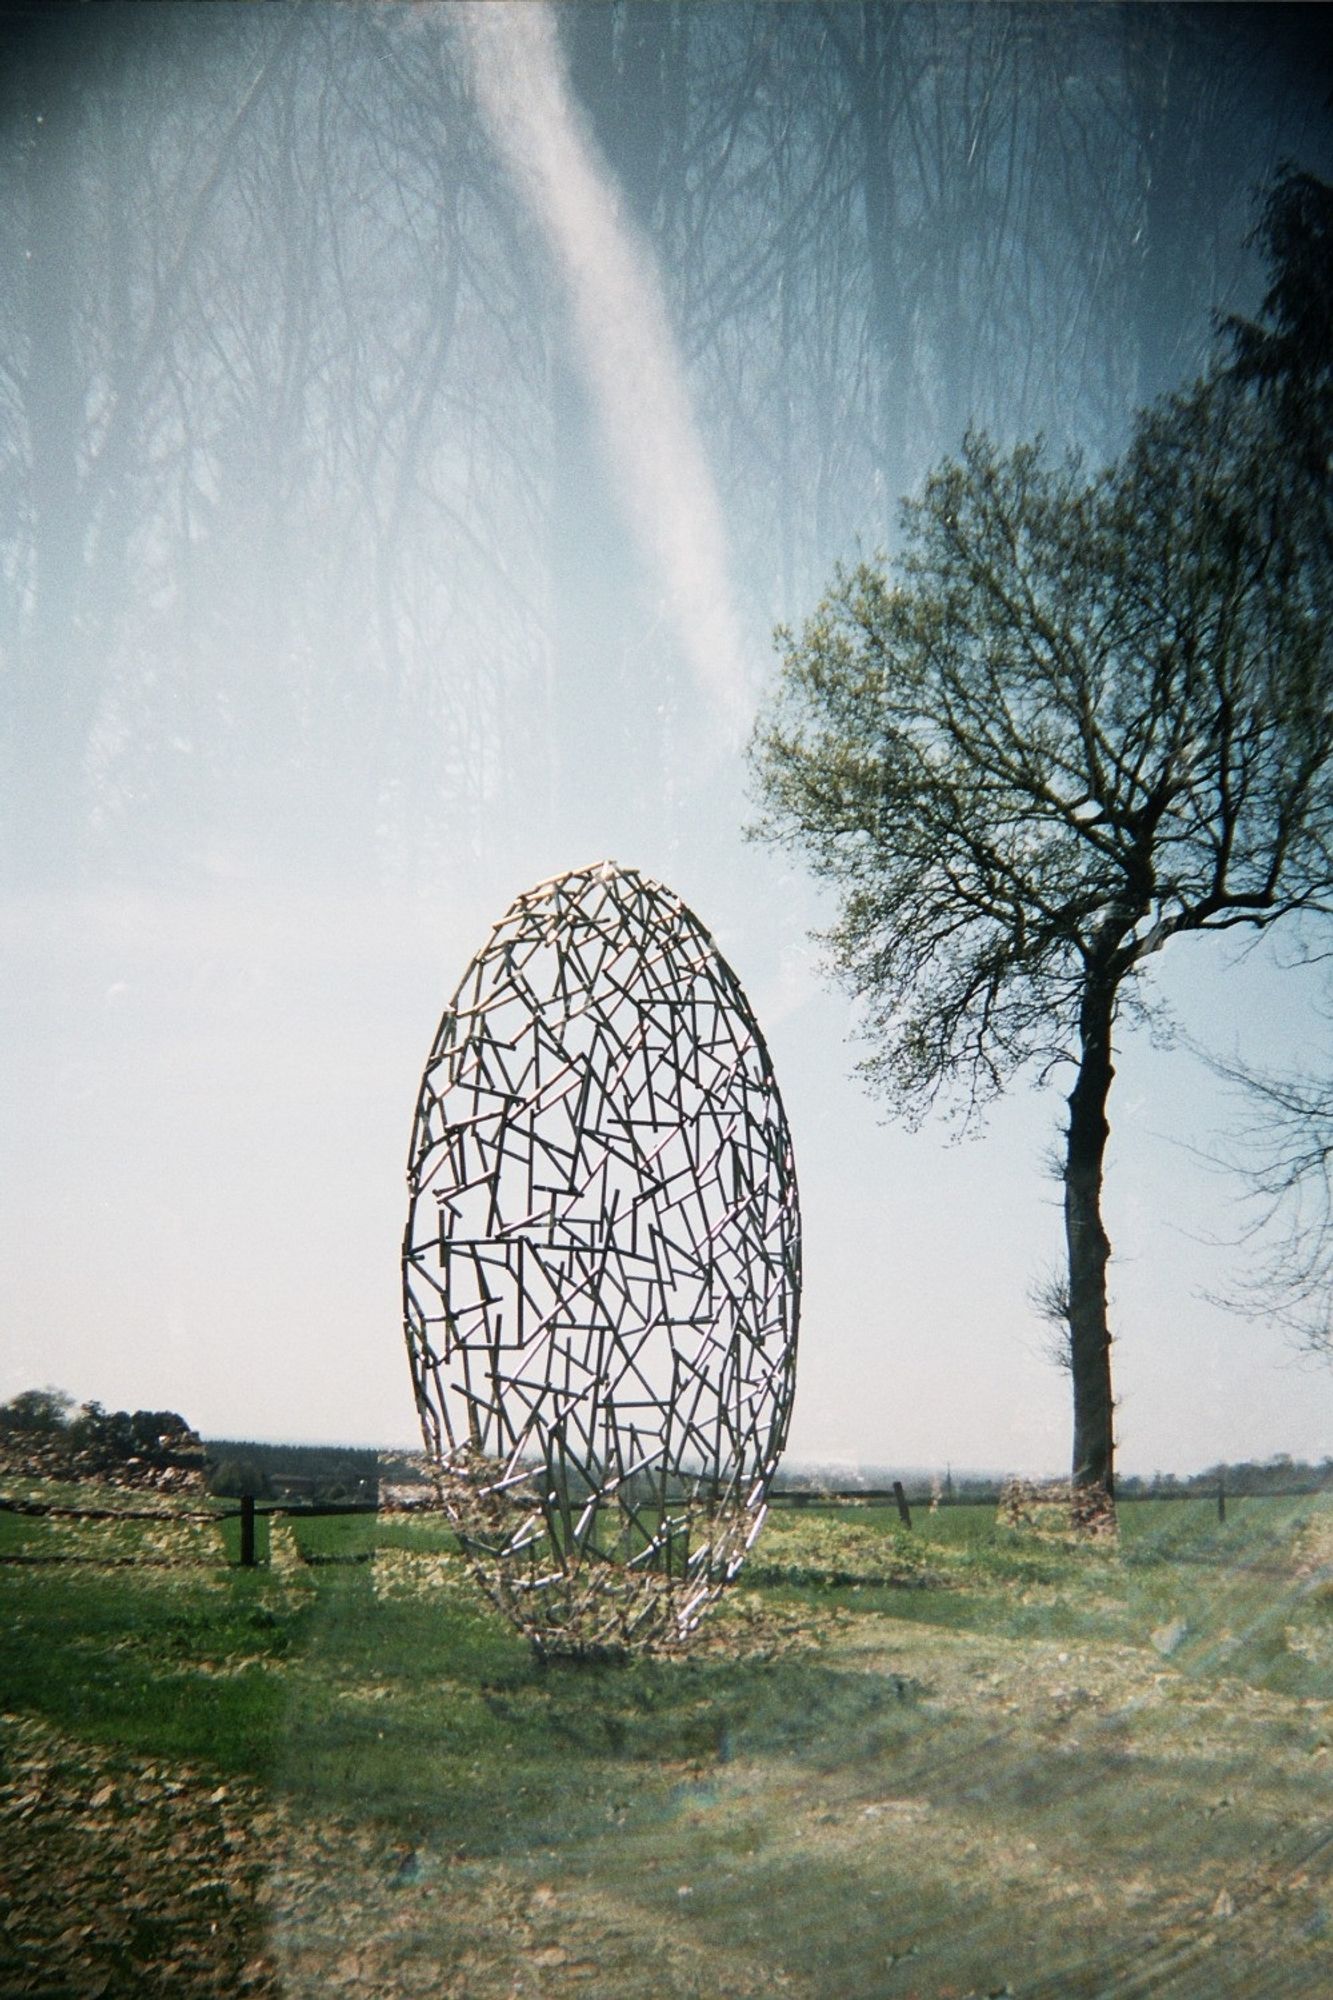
[752,389,1332,1113]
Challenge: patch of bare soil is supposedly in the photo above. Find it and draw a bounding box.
[0,1712,280,1998]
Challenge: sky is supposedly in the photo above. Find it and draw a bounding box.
[2,1,1331,1479]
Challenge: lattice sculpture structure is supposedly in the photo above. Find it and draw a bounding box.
[402,861,800,1655]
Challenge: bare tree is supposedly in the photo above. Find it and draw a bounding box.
[749,353,1333,1515]
[1203,169,1333,1358]
[1208,1028,1333,1358]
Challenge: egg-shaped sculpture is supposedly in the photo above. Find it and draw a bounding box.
[401,861,800,1655]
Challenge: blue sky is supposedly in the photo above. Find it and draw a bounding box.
[3,2,1330,1477]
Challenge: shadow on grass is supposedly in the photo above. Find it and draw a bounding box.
[266,1557,1331,2000]
[1,1551,923,1849]
[0,1566,299,1772]
[5,1498,1329,1998]
[271,1561,929,1852]
[5,1491,1325,1827]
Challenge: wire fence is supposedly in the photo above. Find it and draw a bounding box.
[3,1475,1329,1569]
[0,1492,380,1567]
[767,1479,1332,1523]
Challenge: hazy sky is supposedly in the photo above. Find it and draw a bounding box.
[3,1,1330,1477]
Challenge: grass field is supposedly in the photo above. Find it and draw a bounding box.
[1,1486,1330,1998]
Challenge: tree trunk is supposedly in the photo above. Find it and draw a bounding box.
[1064,975,1118,1528]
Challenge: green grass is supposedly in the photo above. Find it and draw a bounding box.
[3,1493,1326,1775]
[753,1495,1333,1694]
[283,1509,459,1561]
[1,1566,293,1769]
[2,1486,1329,1999]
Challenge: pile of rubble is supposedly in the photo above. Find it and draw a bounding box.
[377,1450,442,1512]
[0,1402,209,1496]
[997,1474,1117,1538]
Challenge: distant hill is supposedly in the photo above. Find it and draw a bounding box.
[773,1463,1007,1499]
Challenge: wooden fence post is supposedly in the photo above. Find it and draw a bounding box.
[1217,1478,1226,1525]
[892,1480,912,1530]
[240,1493,256,1567]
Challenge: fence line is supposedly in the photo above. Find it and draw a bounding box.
[765,1482,1333,1521]
[0,1491,381,1568]
[3,1482,1328,1568]
[0,1497,220,1523]
[0,1495,380,1522]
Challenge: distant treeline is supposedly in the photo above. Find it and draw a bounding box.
[10,1402,1328,1508]
[1118,1457,1333,1497]
[201,1438,430,1504]
[771,1457,1333,1501]
[772,1466,999,1501]
[205,1447,1333,1506]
